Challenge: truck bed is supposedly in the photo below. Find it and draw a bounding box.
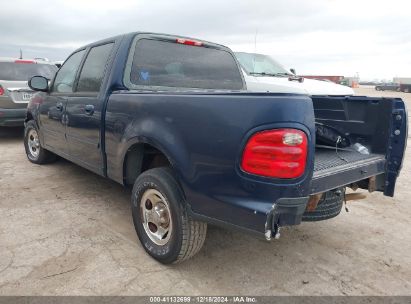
[311,148,386,194]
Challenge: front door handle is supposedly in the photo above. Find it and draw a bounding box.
[84,104,95,116]
[56,102,63,111]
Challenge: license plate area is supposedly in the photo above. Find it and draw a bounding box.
[11,91,33,103]
[22,92,34,100]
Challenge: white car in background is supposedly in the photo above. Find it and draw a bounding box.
[235,52,354,96]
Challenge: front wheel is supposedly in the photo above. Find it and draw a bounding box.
[131,167,207,264]
[24,120,56,164]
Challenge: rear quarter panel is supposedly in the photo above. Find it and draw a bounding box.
[105,92,315,232]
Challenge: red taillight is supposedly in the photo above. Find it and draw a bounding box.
[176,38,203,46]
[0,85,4,96]
[241,129,308,179]
[14,59,35,64]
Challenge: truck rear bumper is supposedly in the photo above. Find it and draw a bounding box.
[265,197,309,239]
[190,151,389,240]
[190,196,309,240]
[0,108,26,127]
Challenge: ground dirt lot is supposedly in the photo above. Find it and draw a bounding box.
[0,86,410,295]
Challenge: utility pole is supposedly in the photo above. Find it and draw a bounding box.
[19,49,23,59]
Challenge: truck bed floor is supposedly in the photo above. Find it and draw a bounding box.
[313,148,386,179]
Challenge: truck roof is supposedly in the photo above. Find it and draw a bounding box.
[73,32,230,53]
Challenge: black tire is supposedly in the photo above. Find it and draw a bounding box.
[302,188,344,222]
[375,87,381,91]
[131,167,207,264]
[24,120,56,164]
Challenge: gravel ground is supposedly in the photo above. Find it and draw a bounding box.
[0,86,410,295]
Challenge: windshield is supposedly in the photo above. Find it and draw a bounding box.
[0,62,57,81]
[235,52,291,76]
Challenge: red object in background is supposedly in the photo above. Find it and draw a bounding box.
[241,129,308,179]
[0,85,4,96]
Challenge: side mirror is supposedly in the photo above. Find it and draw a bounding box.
[290,68,296,75]
[28,76,49,92]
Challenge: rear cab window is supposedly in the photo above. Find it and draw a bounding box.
[124,36,244,91]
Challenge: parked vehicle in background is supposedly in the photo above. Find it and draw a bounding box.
[375,82,400,91]
[394,77,411,93]
[235,52,354,95]
[25,32,407,264]
[359,81,380,86]
[0,58,57,127]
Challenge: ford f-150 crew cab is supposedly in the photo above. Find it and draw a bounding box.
[25,32,408,264]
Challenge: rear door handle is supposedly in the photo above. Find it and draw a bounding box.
[84,104,95,116]
[56,102,63,111]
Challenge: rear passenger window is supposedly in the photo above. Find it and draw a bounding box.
[126,38,244,90]
[77,43,113,92]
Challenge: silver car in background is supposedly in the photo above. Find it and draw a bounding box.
[0,58,57,127]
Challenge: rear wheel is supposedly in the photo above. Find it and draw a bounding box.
[24,120,56,164]
[131,167,207,264]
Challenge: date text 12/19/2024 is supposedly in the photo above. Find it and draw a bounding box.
[149,296,257,303]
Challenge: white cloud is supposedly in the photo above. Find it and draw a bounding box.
[1,0,410,79]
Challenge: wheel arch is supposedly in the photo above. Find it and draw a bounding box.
[121,136,185,188]
[25,111,34,123]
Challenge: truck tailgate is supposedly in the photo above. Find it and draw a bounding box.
[311,148,386,194]
[310,95,407,197]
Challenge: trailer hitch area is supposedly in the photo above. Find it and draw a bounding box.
[305,193,324,212]
[305,187,367,213]
[368,176,377,193]
[349,176,377,194]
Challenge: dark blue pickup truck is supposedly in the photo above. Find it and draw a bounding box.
[24,32,408,264]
